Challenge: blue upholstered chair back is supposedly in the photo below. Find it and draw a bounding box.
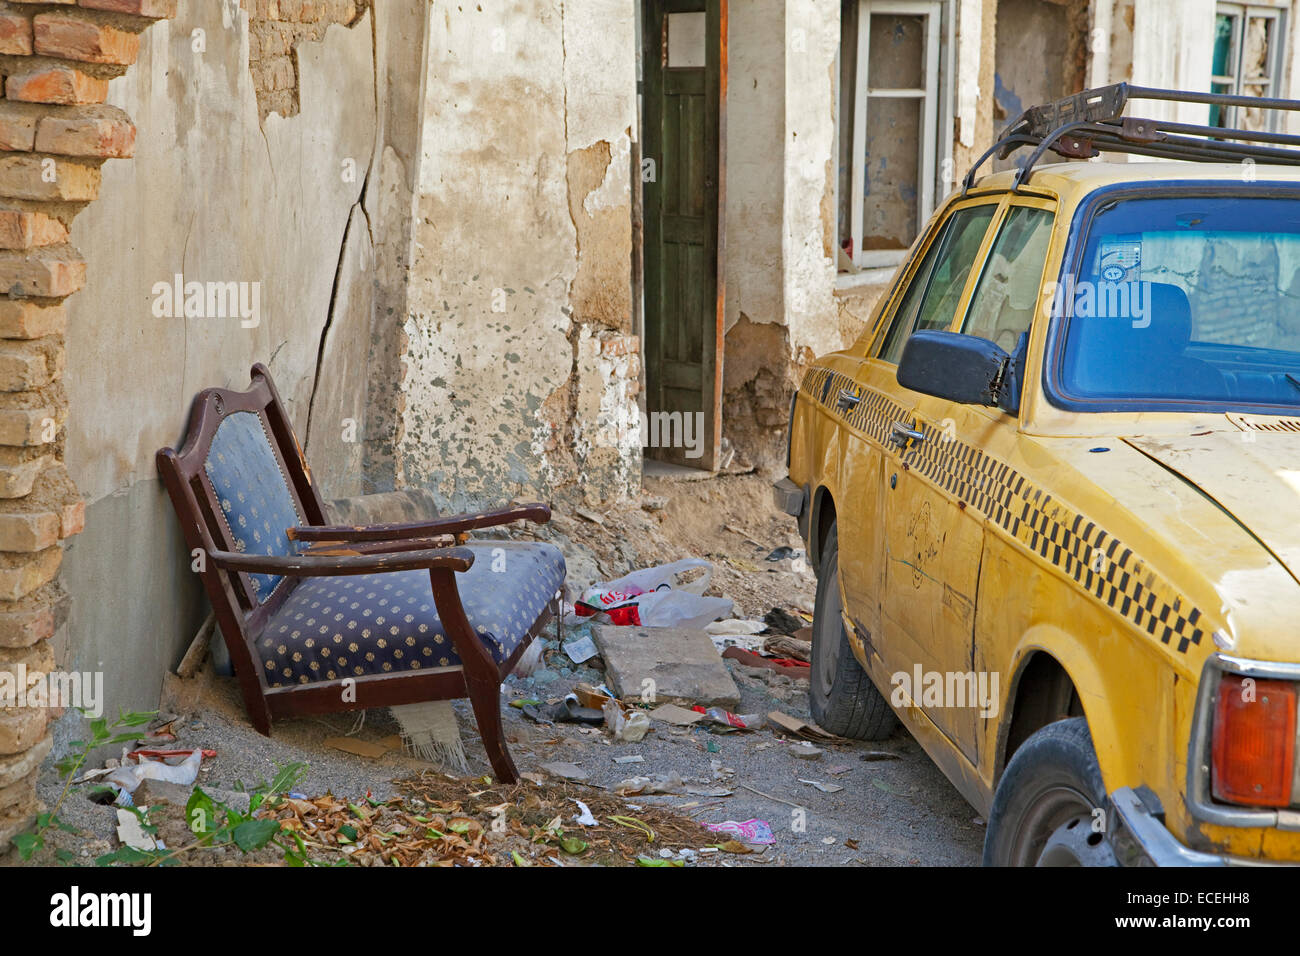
[203,410,304,601]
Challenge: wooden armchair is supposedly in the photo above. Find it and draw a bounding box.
[156,364,563,783]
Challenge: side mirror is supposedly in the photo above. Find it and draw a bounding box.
[897,330,1018,411]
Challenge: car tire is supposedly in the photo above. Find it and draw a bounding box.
[809,523,898,740]
[982,717,1109,866]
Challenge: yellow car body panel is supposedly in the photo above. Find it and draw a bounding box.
[786,162,1300,863]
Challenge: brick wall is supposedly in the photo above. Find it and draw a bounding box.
[0,0,176,851]
[244,0,364,120]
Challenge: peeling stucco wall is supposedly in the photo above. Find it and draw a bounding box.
[58,1,424,731]
[400,0,638,509]
[721,0,788,469]
[722,0,843,472]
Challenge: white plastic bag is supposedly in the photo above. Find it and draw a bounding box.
[575,559,732,627]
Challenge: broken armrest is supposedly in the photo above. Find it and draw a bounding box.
[206,546,476,576]
[286,502,552,544]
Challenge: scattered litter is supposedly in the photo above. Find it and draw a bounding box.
[705,619,766,636]
[762,634,811,662]
[615,774,683,796]
[712,839,754,854]
[648,703,704,726]
[103,749,206,803]
[703,819,775,845]
[570,799,598,827]
[767,711,836,740]
[684,786,733,798]
[574,682,617,710]
[604,697,651,742]
[722,646,811,676]
[575,559,733,628]
[524,694,604,726]
[765,546,796,562]
[859,750,901,762]
[821,837,837,845]
[798,778,844,793]
[613,754,644,764]
[789,742,824,760]
[323,736,401,759]
[115,809,161,852]
[540,761,589,782]
[709,759,735,779]
[692,706,763,730]
[762,607,805,634]
[125,748,216,761]
[826,764,854,776]
[563,634,599,664]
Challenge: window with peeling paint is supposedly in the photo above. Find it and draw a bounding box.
[836,0,951,274]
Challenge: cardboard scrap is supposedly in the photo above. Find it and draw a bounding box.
[767,710,837,740]
[649,703,705,726]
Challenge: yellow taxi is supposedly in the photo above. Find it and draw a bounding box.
[775,85,1300,865]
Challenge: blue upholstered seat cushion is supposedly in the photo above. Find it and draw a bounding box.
[203,410,304,601]
[257,541,565,687]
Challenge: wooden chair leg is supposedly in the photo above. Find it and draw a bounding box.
[466,675,518,784]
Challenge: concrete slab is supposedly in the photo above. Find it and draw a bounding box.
[592,625,740,710]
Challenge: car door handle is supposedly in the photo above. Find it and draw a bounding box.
[836,388,862,411]
[889,421,925,447]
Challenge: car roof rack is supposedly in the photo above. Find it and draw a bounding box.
[961,83,1300,194]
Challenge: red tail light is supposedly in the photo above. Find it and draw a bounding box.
[1212,674,1296,807]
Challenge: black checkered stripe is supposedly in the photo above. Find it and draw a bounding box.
[799,367,1207,654]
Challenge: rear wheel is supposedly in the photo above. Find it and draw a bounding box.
[982,717,1111,866]
[809,523,898,740]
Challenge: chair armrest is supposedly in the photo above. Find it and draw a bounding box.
[297,536,459,557]
[207,546,475,576]
[286,502,551,544]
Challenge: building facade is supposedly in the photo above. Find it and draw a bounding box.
[2,0,1300,847]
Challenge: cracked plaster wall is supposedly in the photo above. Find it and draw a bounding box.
[56,0,425,732]
[400,0,638,509]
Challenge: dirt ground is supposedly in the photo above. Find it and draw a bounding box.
[19,472,983,867]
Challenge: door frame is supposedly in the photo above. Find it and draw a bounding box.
[638,0,727,471]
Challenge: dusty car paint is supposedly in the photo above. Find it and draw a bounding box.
[786,162,1300,861]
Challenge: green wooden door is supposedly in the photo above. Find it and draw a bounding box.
[642,0,723,469]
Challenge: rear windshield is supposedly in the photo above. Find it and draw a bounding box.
[1057,193,1300,411]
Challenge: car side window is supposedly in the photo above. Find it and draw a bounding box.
[961,206,1054,354]
[876,204,998,364]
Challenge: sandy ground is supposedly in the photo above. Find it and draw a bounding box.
[20,472,983,867]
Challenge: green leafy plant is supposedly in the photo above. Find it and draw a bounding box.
[97,760,314,867]
[12,708,156,863]
[11,708,320,867]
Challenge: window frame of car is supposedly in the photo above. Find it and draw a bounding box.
[1042,179,1300,416]
[865,191,1057,368]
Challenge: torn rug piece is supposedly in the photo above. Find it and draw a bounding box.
[391,701,468,773]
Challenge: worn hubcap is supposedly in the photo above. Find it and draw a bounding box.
[1008,784,1097,867]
